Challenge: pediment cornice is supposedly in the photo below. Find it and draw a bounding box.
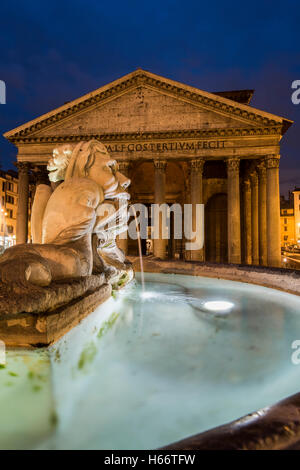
[4,69,292,142]
[12,125,283,144]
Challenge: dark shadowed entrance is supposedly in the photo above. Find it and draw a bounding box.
[205,193,228,263]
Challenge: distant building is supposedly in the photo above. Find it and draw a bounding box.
[0,169,18,249]
[0,169,33,250]
[280,188,300,248]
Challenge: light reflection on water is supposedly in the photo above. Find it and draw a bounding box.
[1,272,300,449]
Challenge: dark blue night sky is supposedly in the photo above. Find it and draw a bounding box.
[0,0,299,194]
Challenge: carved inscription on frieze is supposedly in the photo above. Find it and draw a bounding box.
[106,140,226,153]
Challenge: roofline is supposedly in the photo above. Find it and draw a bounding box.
[213,89,255,105]
[3,68,294,139]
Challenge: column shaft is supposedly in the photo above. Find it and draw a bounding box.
[16,162,29,244]
[258,162,267,265]
[189,159,204,261]
[184,165,191,261]
[243,179,252,265]
[116,161,131,255]
[266,156,281,267]
[153,160,167,259]
[227,158,241,264]
[250,170,259,265]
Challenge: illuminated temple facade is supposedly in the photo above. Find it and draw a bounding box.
[4,69,293,267]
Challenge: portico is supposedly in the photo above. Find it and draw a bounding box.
[4,69,292,267]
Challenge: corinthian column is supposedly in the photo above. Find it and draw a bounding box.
[184,165,191,261]
[189,159,204,261]
[250,170,259,265]
[117,161,131,255]
[266,155,281,267]
[16,162,30,244]
[257,161,267,265]
[226,158,241,264]
[153,160,167,259]
[243,178,252,265]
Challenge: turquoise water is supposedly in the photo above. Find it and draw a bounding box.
[1,272,300,449]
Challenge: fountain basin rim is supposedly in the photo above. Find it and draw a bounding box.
[129,256,300,450]
[129,256,300,298]
[161,390,300,450]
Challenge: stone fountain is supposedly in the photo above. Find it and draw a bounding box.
[0,139,133,347]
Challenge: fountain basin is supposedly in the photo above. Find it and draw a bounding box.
[2,264,300,449]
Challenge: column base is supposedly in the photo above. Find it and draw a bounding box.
[259,256,267,266]
[228,255,241,264]
[267,257,281,268]
[189,250,204,262]
[153,240,167,259]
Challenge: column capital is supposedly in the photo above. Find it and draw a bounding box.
[250,170,258,186]
[265,155,280,169]
[190,158,205,173]
[15,162,30,174]
[243,179,251,191]
[226,158,240,172]
[117,161,131,173]
[257,160,267,182]
[153,160,167,171]
[32,166,50,186]
[257,159,266,169]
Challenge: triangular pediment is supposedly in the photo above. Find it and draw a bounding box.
[23,86,266,138]
[4,69,292,142]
